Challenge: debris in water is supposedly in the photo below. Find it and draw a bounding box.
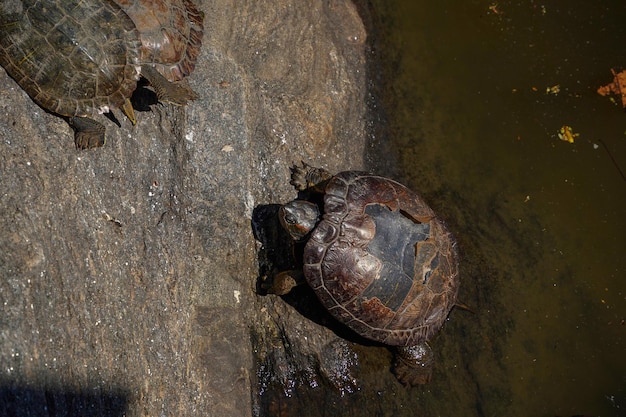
[597,69,626,108]
[557,126,578,143]
[546,84,560,95]
[488,3,503,15]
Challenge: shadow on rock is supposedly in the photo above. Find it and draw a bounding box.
[251,203,378,348]
[0,383,128,417]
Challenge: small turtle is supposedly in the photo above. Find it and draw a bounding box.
[268,163,460,386]
[0,0,203,149]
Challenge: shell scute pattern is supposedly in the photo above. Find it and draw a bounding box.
[114,0,204,81]
[0,0,141,117]
[319,246,376,305]
[310,220,338,245]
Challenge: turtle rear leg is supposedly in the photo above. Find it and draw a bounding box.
[392,343,435,386]
[141,65,198,105]
[69,117,106,149]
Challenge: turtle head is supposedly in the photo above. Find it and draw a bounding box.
[279,200,320,241]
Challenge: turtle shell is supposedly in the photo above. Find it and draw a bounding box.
[113,0,203,82]
[302,171,460,347]
[0,0,142,118]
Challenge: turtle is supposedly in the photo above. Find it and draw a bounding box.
[268,162,460,386]
[0,0,203,149]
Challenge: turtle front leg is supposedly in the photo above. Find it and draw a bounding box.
[263,270,306,295]
[141,65,198,105]
[392,343,435,386]
[290,161,333,191]
[69,117,106,149]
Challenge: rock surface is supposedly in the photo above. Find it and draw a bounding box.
[0,1,373,416]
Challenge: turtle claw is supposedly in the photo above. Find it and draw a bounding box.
[289,161,332,191]
[121,98,137,126]
[141,65,198,105]
[69,117,106,149]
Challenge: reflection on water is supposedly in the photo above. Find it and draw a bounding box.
[369,0,626,416]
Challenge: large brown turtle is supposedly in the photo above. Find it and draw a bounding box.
[0,0,203,149]
[269,163,460,386]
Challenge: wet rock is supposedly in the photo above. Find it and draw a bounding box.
[0,0,371,416]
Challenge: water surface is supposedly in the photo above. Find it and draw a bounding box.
[370,1,626,415]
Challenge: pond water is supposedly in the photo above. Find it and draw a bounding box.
[367,0,626,416]
[255,1,626,416]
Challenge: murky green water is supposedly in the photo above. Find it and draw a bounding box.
[370,0,626,416]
